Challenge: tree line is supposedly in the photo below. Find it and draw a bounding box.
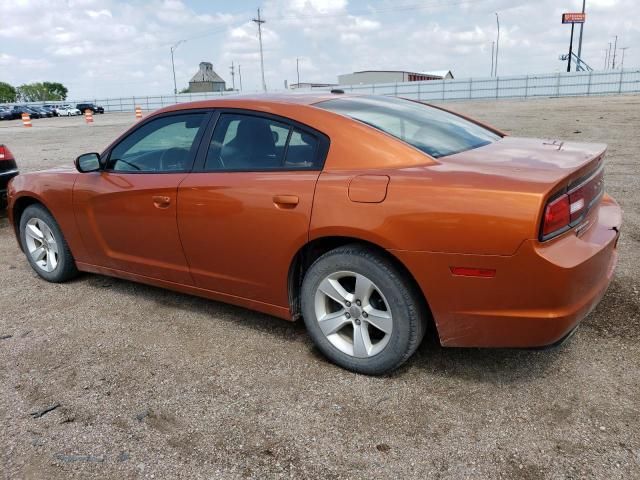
[0,81,69,103]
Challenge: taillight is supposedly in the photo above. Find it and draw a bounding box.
[0,145,14,162]
[541,167,605,241]
[542,194,570,238]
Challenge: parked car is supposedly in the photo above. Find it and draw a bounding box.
[57,106,81,116]
[0,145,19,208]
[0,106,16,120]
[33,106,53,118]
[41,105,57,117]
[6,94,622,375]
[12,105,42,119]
[76,103,104,114]
[44,104,63,116]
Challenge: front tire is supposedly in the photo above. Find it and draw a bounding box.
[301,244,426,375]
[20,204,78,283]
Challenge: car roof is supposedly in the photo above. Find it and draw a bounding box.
[156,92,351,114]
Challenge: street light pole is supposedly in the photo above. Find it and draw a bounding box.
[170,40,185,95]
[490,41,495,77]
[494,13,500,77]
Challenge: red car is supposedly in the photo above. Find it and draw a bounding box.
[7,94,621,374]
[0,145,19,208]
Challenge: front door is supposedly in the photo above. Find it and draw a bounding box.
[74,111,209,284]
[178,111,329,307]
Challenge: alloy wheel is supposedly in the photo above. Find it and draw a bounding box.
[314,271,393,358]
[24,218,59,273]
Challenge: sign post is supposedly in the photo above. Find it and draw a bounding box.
[562,13,586,72]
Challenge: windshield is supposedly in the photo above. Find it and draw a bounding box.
[316,95,501,158]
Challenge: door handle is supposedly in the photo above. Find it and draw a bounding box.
[152,195,172,209]
[273,195,299,208]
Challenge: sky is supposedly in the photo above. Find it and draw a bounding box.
[0,0,637,99]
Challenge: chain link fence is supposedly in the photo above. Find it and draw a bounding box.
[9,69,640,113]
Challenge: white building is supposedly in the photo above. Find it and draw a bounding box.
[338,70,454,85]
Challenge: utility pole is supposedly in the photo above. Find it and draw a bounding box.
[604,48,609,70]
[296,57,300,86]
[490,41,495,77]
[607,42,612,69]
[230,61,235,90]
[576,0,586,67]
[494,13,500,77]
[611,35,618,69]
[170,40,185,94]
[252,8,267,92]
[620,47,629,70]
[238,64,243,91]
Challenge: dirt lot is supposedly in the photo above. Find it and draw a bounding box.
[1,96,639,479]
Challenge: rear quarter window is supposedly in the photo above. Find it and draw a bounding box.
[316,95,501,158]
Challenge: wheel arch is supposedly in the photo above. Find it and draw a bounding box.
[11,195,50,251]
[287,235,437,338]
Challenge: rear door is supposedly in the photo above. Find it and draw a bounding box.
[177,110,329,307]
[73,111,210,284]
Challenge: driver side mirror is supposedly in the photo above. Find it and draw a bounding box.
[75,152,101,173]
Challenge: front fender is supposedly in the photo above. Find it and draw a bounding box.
[8,170,89,263]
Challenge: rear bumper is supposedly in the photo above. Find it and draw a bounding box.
[392,194,622,348]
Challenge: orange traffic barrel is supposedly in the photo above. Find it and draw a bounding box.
[21,112,32,128]
[135,106,142,120]
[84,109,94,124]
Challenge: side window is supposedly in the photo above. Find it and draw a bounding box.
[285,129,319,169]
[108,113,206,172]
[205,114,290,171]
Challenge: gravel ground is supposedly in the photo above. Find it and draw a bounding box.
[1,96,639,479]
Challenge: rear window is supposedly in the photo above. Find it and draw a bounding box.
[316,95,501,158]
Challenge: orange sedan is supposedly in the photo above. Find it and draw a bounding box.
[7,94,622,375]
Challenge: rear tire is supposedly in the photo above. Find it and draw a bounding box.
[20,204,78,283]
[301,244,426,375]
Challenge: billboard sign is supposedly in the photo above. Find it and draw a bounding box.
[562,13,586,23]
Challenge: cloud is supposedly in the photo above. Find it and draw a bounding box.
[0,0,638,97]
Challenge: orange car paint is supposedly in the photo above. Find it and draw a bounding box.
[7,94,622,348]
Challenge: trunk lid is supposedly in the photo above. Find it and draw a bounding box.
[443,136,607,241]
[444,136,605,194]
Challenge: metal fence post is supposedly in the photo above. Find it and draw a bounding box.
[469,78,472,99]
[119,97,123,112]
[132,96,135,112]
[524,75,529,98]
[618,69,624,94]
[587,70,593,95]
[417,82,421,101]
[495,77,499,99]
[442,80,445,100]
[555,73,561,96]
